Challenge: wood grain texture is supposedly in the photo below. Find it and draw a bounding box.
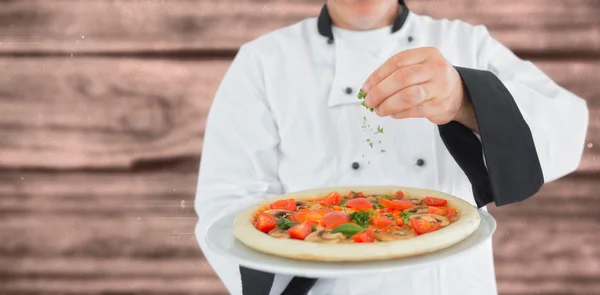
[0,58,598,171]
[1,258,228,295]
[1,0,599,55]
[1,1,599,294]
[0,58,228,169]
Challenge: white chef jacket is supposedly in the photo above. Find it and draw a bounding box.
[194,7,588,295]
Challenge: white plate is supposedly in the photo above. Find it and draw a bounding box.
[205,209,496,278]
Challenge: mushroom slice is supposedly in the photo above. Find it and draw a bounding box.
[295,201,308,209]
[409,213,450,227]
[403,206,429,214]
[374,226,416,241]
[264,209,292,218]
[408,197,423,205]
[305,230,346,244]
[268,227,290,239]
[366,195,379,203]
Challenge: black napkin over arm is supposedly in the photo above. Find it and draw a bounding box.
[438,67,544,208]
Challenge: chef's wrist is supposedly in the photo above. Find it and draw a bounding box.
[453,86,479,132]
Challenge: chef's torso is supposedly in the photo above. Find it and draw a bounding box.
[255,13,480,205]
[206,11,498,295]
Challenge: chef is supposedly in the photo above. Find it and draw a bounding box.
[194,0,589,294]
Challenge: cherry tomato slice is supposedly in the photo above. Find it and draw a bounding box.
[346,198,373,211]
[427,206,446,216]
[410,218,441,235]
[255,212,277,233]
[378,208,393,214]
[394,190,405,199]
[269,199,296,211]
[352,228,375,243]
[320,192,342,206]
[370,216,392,227]
[395,217,404,226]
[380,198,415,210]
[446,208,456,219]
[423,196,447,207]
[288,221,313,240]
[322,212,350,229]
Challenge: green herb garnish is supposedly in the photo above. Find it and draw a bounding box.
[340,199,349,207]
[312,224,317,231]
[376,125,384,134]
[349,210,372,228]
[380,149,386,153]
[276,218,299,230]
[385,213,395,220]
[381,195,392,200]
[401,211,414,225]
[357,88,366,99]
[331,224,364,238]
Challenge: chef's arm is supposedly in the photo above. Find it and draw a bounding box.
[439,25,589,208]
[194,45,282,290]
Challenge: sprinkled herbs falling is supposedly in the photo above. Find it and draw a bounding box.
[357,88,385,152]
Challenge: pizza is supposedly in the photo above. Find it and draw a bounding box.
[232,186,480,261]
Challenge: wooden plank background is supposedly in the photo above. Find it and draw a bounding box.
[0,0,599,294]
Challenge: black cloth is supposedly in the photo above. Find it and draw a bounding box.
[240,266,275,295]
[439,67,544,208]
[240,266,318,295]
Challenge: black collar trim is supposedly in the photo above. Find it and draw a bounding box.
[317,0,410,42]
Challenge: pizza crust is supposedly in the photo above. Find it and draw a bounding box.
[232,186,480,262]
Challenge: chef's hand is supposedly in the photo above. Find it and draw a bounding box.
[362,47,478,132]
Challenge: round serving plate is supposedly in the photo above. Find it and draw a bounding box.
[205,207,496,278]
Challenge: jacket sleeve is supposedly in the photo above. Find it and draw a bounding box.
[439,25,589,208]
[193,45,282,294]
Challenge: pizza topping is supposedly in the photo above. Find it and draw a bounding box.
[352,228,375,243]
[400,211,414,225]
[409,213,450,227]
[403,206,429,214]
[427,206,446,216]
[292,211,321,224]
[322,212,351,229]
[268,227,290,239]
[270,199,297,211]
[446,208,458,222]
[265,209,292,219]
[339,199,349,206]
[320,192,342,206]
[348,191,365,199]
[276,217,299,229]
[348,210,372,228]
[255,212,278,233]
[380,198,415,211]
[331,223,365,238]
[295,201,309,209]
[394,190,405,199]
[380,194,393,200]
[409,218,441,235]
[370,215,392,227]
[305,230,346,244]
[346,198,374,211]
[408,197,423,205]
[288,221,313,240]
[423,196,448,207]
[374,225,416,241]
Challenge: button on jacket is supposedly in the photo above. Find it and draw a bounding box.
[194,3,588,295]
